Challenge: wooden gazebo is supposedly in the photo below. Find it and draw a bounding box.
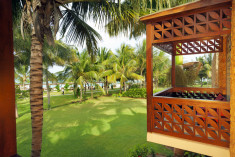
[140,0,235,156]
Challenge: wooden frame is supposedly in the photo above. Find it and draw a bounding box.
[141,0,232,149]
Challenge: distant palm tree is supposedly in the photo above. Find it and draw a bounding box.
[43,41,77,109]
[135,40,146,87]
[97,48,116,95]
[153,51,171,88]
[197,54,212,87]
[110,44,143,93]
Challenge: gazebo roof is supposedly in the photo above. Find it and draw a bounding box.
[140,0,232,23]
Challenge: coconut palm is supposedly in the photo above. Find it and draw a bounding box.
[197,54,212,87]
[18,1,136,155]
[107,0,195,38]
[153,51,171,88]
[43,40,77,109]
[96,48,116,95]
[108,44,143,93]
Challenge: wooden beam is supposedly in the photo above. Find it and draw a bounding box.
[0,1,17,157]
[140,0,232,22]
[230,1,235,156]
[146,23,153,132]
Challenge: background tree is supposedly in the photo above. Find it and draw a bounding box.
[135,40,146,87]
[115,44,143,92]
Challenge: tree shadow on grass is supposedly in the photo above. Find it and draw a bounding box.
[17,97,173,157]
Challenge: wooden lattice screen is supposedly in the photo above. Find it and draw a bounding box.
[153,6,231,43]
[173,36,223,56]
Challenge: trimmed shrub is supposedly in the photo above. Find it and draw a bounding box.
[122,88,146,98]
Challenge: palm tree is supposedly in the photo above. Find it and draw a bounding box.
[113,44,143,93]
[153,51,171,88]
[43,40,77,109]
[18,1,135,155]
[135,40,146,87]
[107,0,195,38]
[96,48,116,95]
[197,54,212,87]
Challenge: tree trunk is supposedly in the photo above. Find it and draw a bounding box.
[74,82,77,97]
[91,83,93,99]
[106,77,109,95]
[30,31,43,157]
[22,80,25,90]
[46,71,51,110]
[124,82,126,92]
[85,83,86,93]
[80,85,83,102]
[201,78,203,87]
[120,85,122,94]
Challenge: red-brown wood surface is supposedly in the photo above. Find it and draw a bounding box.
[0,1,17,156]
[151,6,231,43]
[146,23,153,132]
[151,96,230,147]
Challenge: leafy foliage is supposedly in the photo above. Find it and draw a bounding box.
[122,88,146,98]
[128,145,150,157]
[55,84,61,92]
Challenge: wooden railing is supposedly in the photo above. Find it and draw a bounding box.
[151,88,230,147]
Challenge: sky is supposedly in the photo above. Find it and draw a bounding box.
[48,20,146,73]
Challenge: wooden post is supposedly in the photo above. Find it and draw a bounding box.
[0,1,17,157]
[146,22,153,132]
[231,1,235,156]
[219,36,227,94]
[172,53,176,88]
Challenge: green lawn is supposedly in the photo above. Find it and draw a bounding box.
[17,95,173,157]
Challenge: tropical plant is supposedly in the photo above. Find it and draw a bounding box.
[128,144,150,157]
[96,47,116,95]
[196,54,212,87]
[43,40,77,109]
[153,50,171,88]
[17,1,136,155]
[135,39,146,87]
[109,44,143,93]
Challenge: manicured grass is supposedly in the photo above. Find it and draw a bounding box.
[17,96,173,157]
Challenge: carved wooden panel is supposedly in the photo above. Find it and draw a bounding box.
[174,37,223,55]
[152,96,230,147]
[153,7,231,43]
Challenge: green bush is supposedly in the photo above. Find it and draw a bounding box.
[15,86,29,100]
[130,84,141,89]
[55,84,61,92]
[64,83,70,91]
[184,151,206,157]
[122,88,146,98]
[128,145,150,157]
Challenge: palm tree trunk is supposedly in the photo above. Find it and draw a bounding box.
[91,83,93,99]
[120,85,122,93]
[85,83,86,93]
[80,85,83,102]
[106,77,109,95]
[30,31,43,157]
[46,71,51,110]
[124,82,126,92]
[74,82,77,97]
